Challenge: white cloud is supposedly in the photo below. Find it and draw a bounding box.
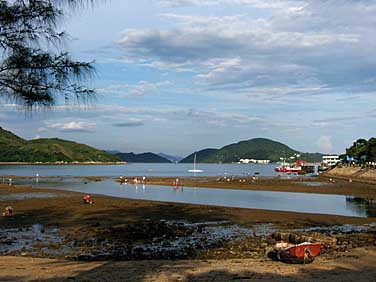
[97,81,172,97]
[113,118,145,127]
[46,121,96,132]
[116,2,373,97]
[158,0,304,10]
[37,127,47,132]
[317,136,333,153]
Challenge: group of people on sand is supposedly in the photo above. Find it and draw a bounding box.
[2,178,13,186]
[217,176,257,183]
[328,178,336,183]
[119,176,147,185]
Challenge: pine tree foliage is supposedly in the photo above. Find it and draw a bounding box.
[0,0,96,109]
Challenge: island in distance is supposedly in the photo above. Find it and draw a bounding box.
[115,152,172,163]
[180,138,324,164]
[114,138,324,164]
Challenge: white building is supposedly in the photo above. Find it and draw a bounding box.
[239,159,270,164]
[322,155,340,167]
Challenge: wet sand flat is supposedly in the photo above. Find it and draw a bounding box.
[122,176,376,198]
[1,182,376,281]
[1,184,374,231]
[8,174,376,198]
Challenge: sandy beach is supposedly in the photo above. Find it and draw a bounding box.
[1,178,375,281]
[1,247,376,282]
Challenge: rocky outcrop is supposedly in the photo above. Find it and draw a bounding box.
[325,167,376,183]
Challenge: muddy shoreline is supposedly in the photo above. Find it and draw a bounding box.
[5,174,376,198]
[138,175,376,198]
[1,180,376,281]
[0,183,375,261]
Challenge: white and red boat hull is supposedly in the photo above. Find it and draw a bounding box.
[275,242,321,263]
[275,167,302,173]
[275,160,305,174]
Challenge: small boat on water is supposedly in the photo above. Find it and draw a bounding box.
[275,242,321,264]
[275,160,305,174]
[188,154,203,173]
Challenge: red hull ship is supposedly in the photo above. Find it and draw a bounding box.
[275,242,321,264]
[275,160,305,174]
[274,166,302,173]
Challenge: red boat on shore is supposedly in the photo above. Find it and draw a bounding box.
[275,242,321,264]
[275,160,305,173]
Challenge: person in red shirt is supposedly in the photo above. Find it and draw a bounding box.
[83,195,94,204]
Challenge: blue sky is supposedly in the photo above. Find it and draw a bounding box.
[1,0,376,156]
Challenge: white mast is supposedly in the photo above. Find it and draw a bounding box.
[188,153,203,173]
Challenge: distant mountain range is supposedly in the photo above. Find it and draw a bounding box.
[0,127,323,164]
[0,127,120,163]
[180,149,219,163]
[106,150,122,155]
[158,153,183,163]
[180,138,323,163]
[115,152,171,163]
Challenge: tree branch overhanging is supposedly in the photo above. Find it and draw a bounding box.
[0,0,99,109]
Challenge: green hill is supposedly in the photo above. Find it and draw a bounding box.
[179,149,219,163]
[299,152,325,163]
[0,127,120,163]
[115,152,171,163]
[180,138,323,163]
[0,127,27,146]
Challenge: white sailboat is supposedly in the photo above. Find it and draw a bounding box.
[188,153,203,173]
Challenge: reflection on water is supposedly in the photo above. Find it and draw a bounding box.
[346,196,376,217]
[297,181,333,187]
[0,224,64,255]
[19,178,376,218]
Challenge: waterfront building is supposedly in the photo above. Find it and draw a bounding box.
[322,155,340,167]
[239,159,270,164]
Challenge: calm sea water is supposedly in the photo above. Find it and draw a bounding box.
[27,178,375,218]
[5,164,374,218]
[0,163,279,177]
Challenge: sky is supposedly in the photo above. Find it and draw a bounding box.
[1,0,376,157]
